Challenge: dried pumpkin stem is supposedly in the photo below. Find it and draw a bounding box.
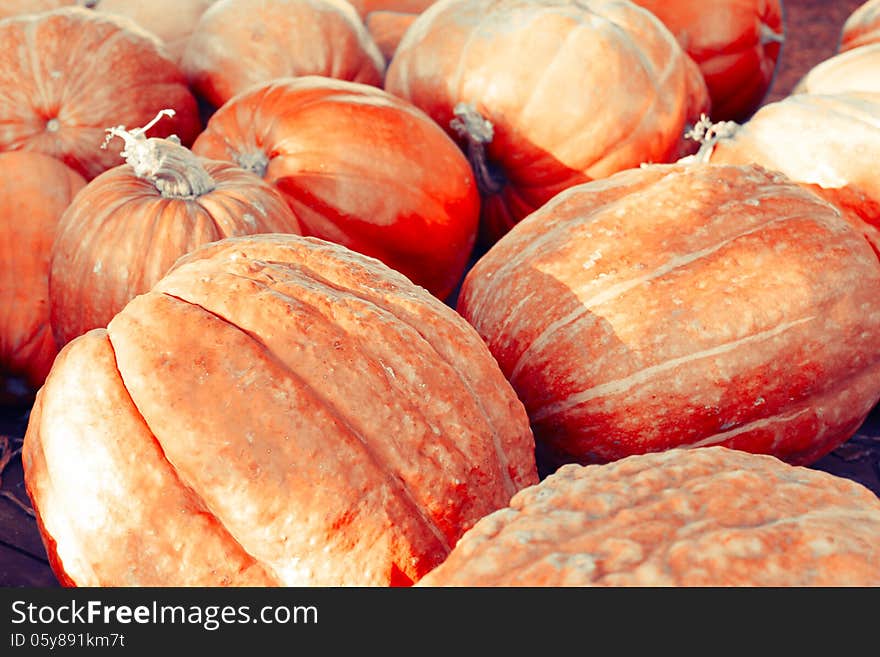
[450,102,505,196]
[684,113,740,163]
[102,109,216,198]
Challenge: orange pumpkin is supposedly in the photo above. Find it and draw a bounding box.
[0,152,86,400]
[191,76,481,301]
[793,43,880,95]
[24,232,538,586]
[840,0,880,52]
[48,112,302,347]
[348,0,438,61]
[384,0,710,245]
[0,7,200,181]
[417,446,880,586]
[181,0,385,111]
[457,162,880,471]
[89,0,217,63]
[698,92,880,234]
[630,0,784,122]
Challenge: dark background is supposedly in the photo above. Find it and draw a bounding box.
[1,0,875,588]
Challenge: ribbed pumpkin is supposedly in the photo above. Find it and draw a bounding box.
[793,43,880,95]
[191,76,480,301]
[457,162,880,471]
[700,92,880,234]
[181,0,385,111]
[384,0,710,245]
[0,7,201,181]
[0,152,86,400]
[89,0,217,64]
[348,0,438,61]
[417,446,880,586]
[48,112,302,347]
[629,0,784,122]
[840,0,880,52]
[24,232,538,586]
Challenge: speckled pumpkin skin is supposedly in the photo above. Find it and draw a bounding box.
[417,446,880,586]
[23,233,538,587]
[457,162,880,469]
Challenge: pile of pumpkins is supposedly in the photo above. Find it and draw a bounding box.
[2,0,880,587]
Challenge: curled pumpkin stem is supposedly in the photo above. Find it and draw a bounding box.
[450,102,505,196]
[684,113,740,163]
[102,109,216,198]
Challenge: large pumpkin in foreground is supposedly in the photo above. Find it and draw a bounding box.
[0,152,85,399]
[457,162,880,471]
[191,76,481,301]
[24,233,538,586]
[417,446,880,586]
[630,0,784,122]
[0,7,201,180]
[384,0,710,244]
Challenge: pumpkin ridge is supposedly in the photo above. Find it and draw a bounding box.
[152,288,455,556]
[100,326,285,585]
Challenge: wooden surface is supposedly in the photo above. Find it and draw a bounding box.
[1,0,876,588]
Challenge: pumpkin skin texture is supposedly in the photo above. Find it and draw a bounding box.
[384,0,710,245]
[0,7,200,182]
[348,0,438,61]
[181,0,385,111]
[703,92,880,234]
[23,233,538,586]
[0,152,86,399]
[840,0,880,52]
[792,43,880,95]
[48,126,302,348]
[90,0,218,64]
[629,0,784,123]
[456,162,880,471]
[0,0,77,19]
[191,76,481,302]
[416,446,880,587]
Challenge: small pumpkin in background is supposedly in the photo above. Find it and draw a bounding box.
[181,0,385,112]
[384,0,710,245]
[0,152,86,402]
[0,7,200,182]
[191,76,480,302]
[697,92,880,234]
[457,162,880,473]
[417,446,880,586]
[25,232,538,586]
[629,0,784,122]
[839,0,880,52]
[792,43,880,95]
[88,0,217,64]
[348,0,438,61]
[48,111,302,348]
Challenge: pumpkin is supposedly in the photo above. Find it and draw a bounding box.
[698,92,880,234]
[181,0,385,111]
[0,0,78,19]
[0,7,200,181]
[792,43,880,95]
[348,0,438,61]
[417,446,880,586]
[191,76,481,302]
[629,0,784,122]
[88,0,217,64]
[0,152,86,400]
[840,0,880,52]
[456,162,880,472]
[24,232,538,586]
[384,0,710,245]
[47,111,303,348]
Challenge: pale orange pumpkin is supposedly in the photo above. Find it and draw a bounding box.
[181,0,385,111]
[417,446,880,586]
[793,43,880,95]
[457,162,880,472]
[0,7,201,181]
[384,0,710,244]
[24,232,538,586]
[48,111,303,347]
[0,0,78,19]
[840,0,880,52]
[348,0,438,61]
[0,152,86,400]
